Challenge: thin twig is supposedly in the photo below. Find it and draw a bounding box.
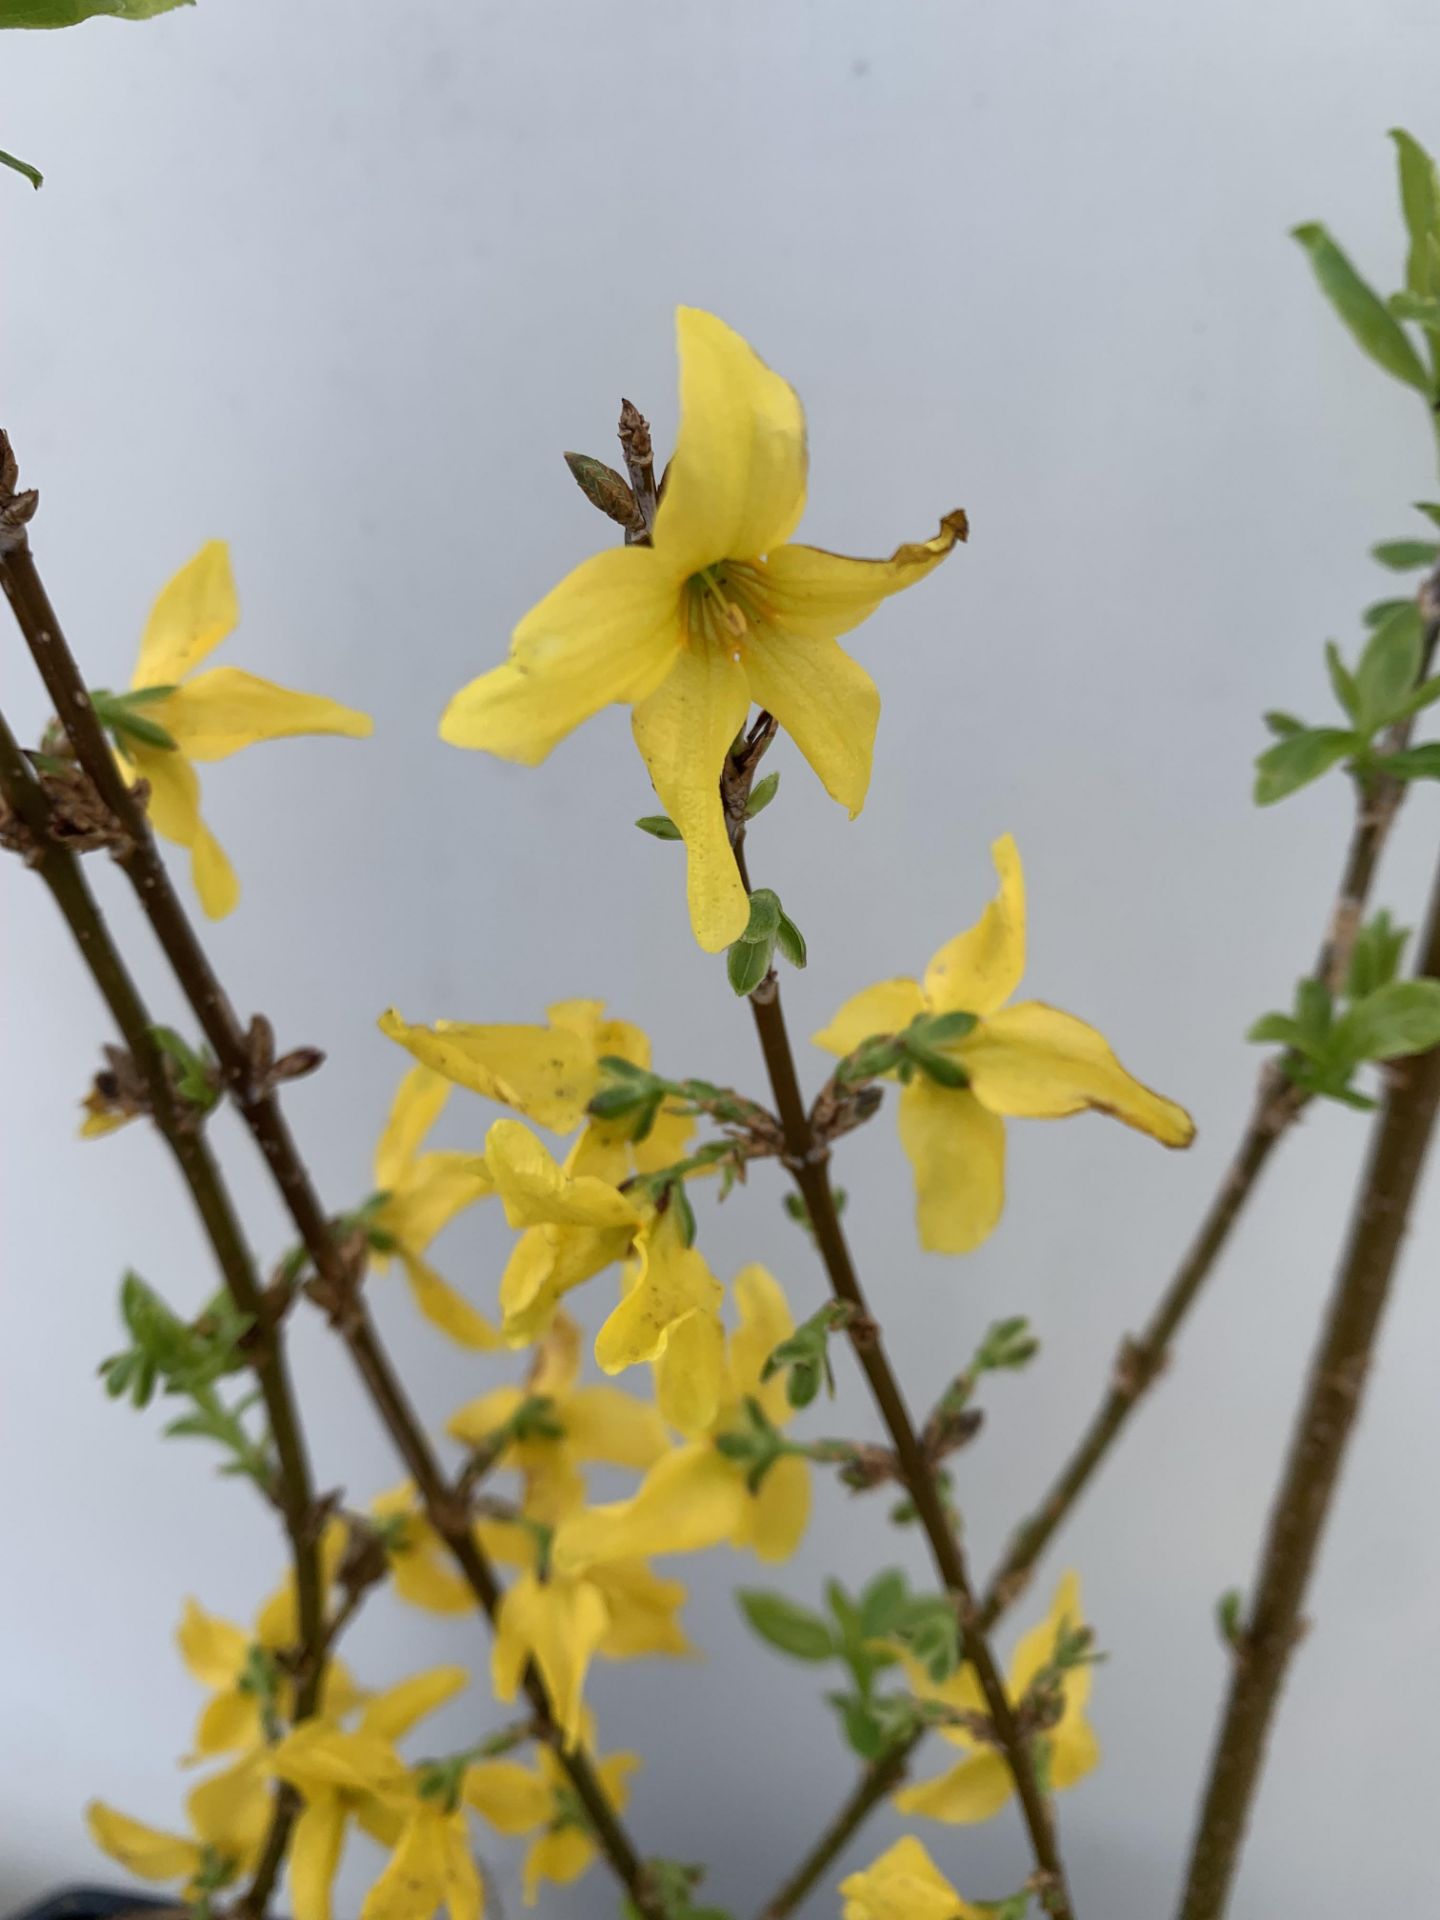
[0,459,663,1920]
[1177,847,1440,1920]
[0,704,325,1919]
[728,746,1076,1920]
[757,1747,911,1920]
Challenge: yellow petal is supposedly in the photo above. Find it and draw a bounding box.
[272,1724,407,1796]
[754,511,968,640]
[733,1451,811,1564]
[190,1687,263,1759]
[361,1806,447,1920]
[384,1152,495,1257]
[86,1803,203,1884]
[447,1384,526,1449]
[440,546,683,761]
[390,1542,477,1616]
[491,1572,608,1748]
[892,1750,1014,1825]
[590,1561,692,1659]
[132,540,237,687]
[562,1385,669,1469]
[361,1664,469,1742]
[631,639,751,953]
[1050,1712,1101,1791]
[527,1311,584,1399]
[897,1078,1007,1256]
[440,1809,484,1920]
[812,978,925,1057]
[923,833,1026,1016]
[185,1752,272,1863]
[840,1835,982,1920]
[595,1210,723,1380]
[176,1598,248,1691]
[653,1303,728,1436]
[741,626,878,815]
[960,1002,1195,1146]
[378,1010,596,1132]
[288,1792,348,1920]
[463,1759,552,1835]
[553,1444,747,1572]
[597,1751,640,1810]
[652,307,808,574]
[522,1827,594,1906]
[485,1119,640,1230]
[401,1251,504,1351]
[629,1099,696,1176]
[153,668,371,763]
[126,741,240,919]
[375,1067,451,1192]
[726,1263,796,1414]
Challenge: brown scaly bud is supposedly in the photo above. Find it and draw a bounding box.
[244,1012,325,1098]
[617,398,657,541]
[0,429,38,555]
[335,1512,392,1601]
[564,452,643,533]
[80,1046,151,1136]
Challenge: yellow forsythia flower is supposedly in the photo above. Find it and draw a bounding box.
[371,1483,529,1614]
[118,541,371,917]
[894,1571,1098,1825]
[815,834,1195,1253]
[440,308,966,952]
[177,1523,360,1759]
[592,1203,728,1433]
[270,1666,472,1920]
[840,1835,983,1920]
[448,1312,669,1524]
[555,1261,811,1572]
[370,1065,501,1350]
[86,1753,271,1900]
[465,1739,639,1907]
[379,999,695,1342]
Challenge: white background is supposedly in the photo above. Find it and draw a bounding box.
[2,3,1438,1915]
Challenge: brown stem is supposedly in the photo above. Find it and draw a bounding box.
[0,705,324,1919]
[0,516,661,1919]
[1177,847,1440,1920]
[757,1747,911,1920]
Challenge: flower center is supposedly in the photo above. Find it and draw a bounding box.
[685,562,766,656]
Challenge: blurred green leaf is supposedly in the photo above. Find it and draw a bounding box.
[1254,727,1356,805]
[1323,641,1360,721]
[1353,602,1424,730]
[1377,743,1440,780]
[1391,130,1440,300]
[1,0,191,23]
[1371,538,1440,571]
[0,146,42,187]
[745,770,780,818]
[1332,980,1440,1064]
[1292,222,1432,394]
[736,1589,836,1662]
[635,813,682,840]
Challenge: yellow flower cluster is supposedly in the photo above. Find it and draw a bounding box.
[83,305,1196,1920]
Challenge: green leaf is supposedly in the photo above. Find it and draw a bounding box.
[1254,727,1356,805]
[1391,292,1440,332]
[1215,1588,1245,1650]
[0,146,42,188]
[635,814,682,840]
[774,910,807,970]
[1345,911,1409,1002]
[726,935,773,998]
[1371,539,1440,571]
[1363,598,1413,628]
[1391,674,1440,723]
[1415,503,1440,529]
[1391,130,1440,299]
[830,1689,885,1761]
[1332,979,1440,1064]
[745,770,780,818]
[1324,641,1360,721]
[0,0,191,22]
[1291,222,1433,395]
[1377,743,1440,780]
[1353,603,1424,730]
[1246,1012,1310,1053]
[736,1589,836,1662]
[858,1569,908,1639]
[1262,710,1305,738]
[742,889,783,940]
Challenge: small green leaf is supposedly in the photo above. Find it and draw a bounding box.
[0,146,42,188]
[1216,1588,1245,1650]
[1354,602,1424,730]
[1324,641,1360,722]
[1363,598,1413,629]
[1376,743,1440,780]
[1371,539,1440,572]
[736,1589,836,1662]
[1414,503,1440,530]
[635,814,682,840]
[1346,911,1409,1001]
[1332,979,1440,1064]
[1254,727,1357,805]
[745,770,780,818]
[1390,293,1440,332]
[1,0,191,22]
[1291,222,1433,395]
[1246,1012,1310,1053]
[743,889,783,940]
[774,911,807,970]
[858,1569,908,1639]
[1391,130,1440,300]
[726,935,773,998]
[1262,710,1305,738]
